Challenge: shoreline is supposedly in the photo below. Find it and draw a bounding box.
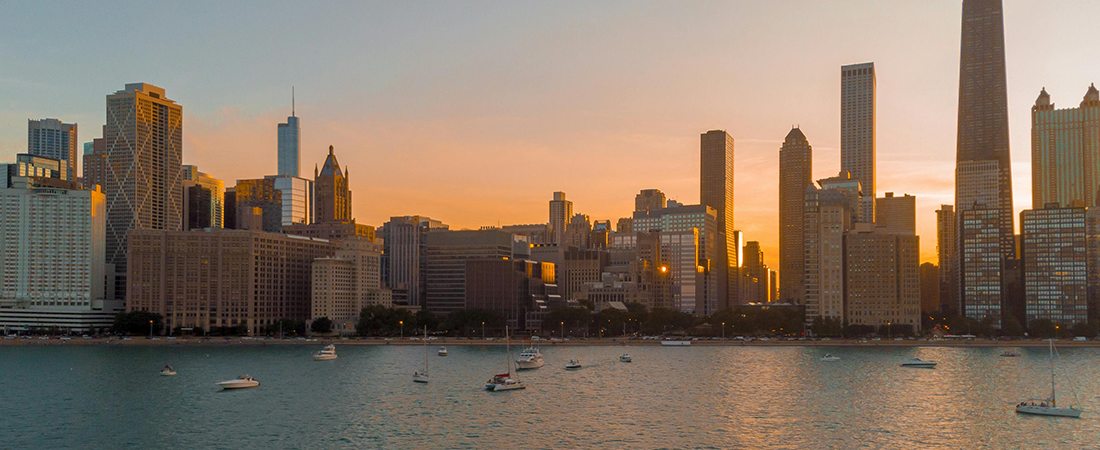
[4,337,1099,348]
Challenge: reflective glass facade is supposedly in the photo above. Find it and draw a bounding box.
[1021,206,1087,326]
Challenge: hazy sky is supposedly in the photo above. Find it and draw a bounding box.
[2,1,1099,269]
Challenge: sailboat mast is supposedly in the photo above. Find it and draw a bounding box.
[1049,339,1056,403]
[424,326,429,374]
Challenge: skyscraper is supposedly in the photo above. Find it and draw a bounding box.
[844,225,921,334]
[381,215,448,306]
[1031,85,1100,208]
[1021,205,1088,327]
[635,189,666,212]
[779,127,812,303]
[182,165,225,229]
[27,118,77,181]
[104,83,183,299]
[936,205,957,313]
[82,137,106,191]
[956,0,1014,261]
[700,130,734,309]
[549,191,572,244]
[803,186,852,324]
[277,90,300,177]
[875,192,916,235]
[841,62,876,223]
[315,145,351,223]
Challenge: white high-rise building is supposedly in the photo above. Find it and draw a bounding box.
[841,62,876,223]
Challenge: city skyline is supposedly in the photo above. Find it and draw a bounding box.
[3,2,1100,268]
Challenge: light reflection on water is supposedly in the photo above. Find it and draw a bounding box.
[1,344,1098,449]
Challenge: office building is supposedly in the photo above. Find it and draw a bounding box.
[82,137,106,191]
[564,214,591,250]
[312,238,390,334]
[956,0,1015,261]
[959,207,1004,327]
[315,145,351,224]
[740,241,769,304]
[182,165,224,229]
[0,154,77,189]
[876,192,916,235]
[635,189,667,212]
[841,62,876,223]
[700,130,734,309]
[27,118,77,181]
[1021,205,1088,326]
[633,203,719,314]
[845,225,921,333]
[127,228,333,333]
[804,186,853,324]
[936,205,957,313]
[0,181,112,333]
[423,229,528,313]
[277,92,300,177]
[466,259,556,331]
[561,248,609,300]
[234,175,314,232]
[818,171,863,224]
[549,192,572,244]
[920,263,940,314]
[381,216,448,306]
[779,127,813,303]
[104,83,184,298]
[285,221,375,242]
[1031,85,1100,208]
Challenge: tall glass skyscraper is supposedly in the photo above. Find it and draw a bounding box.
[27,118,77,181]
[277,92,300,177]
[700,130,734,310]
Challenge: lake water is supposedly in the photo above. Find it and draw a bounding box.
[2,344,1098,449]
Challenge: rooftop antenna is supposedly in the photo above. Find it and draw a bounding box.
[292,86,295,117]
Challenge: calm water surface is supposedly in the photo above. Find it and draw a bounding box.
[2,344,1098,449]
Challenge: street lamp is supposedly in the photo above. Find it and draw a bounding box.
[721,322,725,339]
[399,320,404,339]
[482,321,486,340]
[149,320,153,338]
[560,321,564,339]
[888,322,892,340]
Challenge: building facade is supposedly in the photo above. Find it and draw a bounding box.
[779,127,813,303]
[82,137,106,192]
[700,130,734,310]
[311,238,389,334]
[381,215,448,306]
[28,118,77,181]
[804,187,852,324]
[936,205,957,313]
[844,227,921,333]
[549,191,572,245]
[841,62,876,223]
[1031,85,1100,208]
[1021,205,1088,326]
[277,99,300,177]
[315,145,351,223]
[876,192,916,235]
[182,165,224,229]
[423,229,527,313]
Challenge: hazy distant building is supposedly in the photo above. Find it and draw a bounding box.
[27,118,77,181]
[700,130,734,310]
[82,137,106,191]
[804,186,852,324]
[635,189,667,212]
[936,205,957,313]
[277,94,300,177]
[1031,85,1100,208]
[740,241,769,304]
[381,216,448,306]
[1021,205,1088,326]
[314,145,351,224]
[182,165,224,230]
[633,203,719,314]
[284,221,375,242]
[920,263,940,314]
[549,192,572,244]
[956,0,1015,262]
[104,83,183,300]
[876,192,916,235]
[561,248,609,301]
[466,259,556,331]
[423,229,528,313]
[779,127,813,303]
[818,171,863,225]
[845,225,921,333]
[501,224,552,245]
[0,181,111,333]
[841,62,876,223]
[127,229,333,334]
[312,238,389,334]
[1086,208,1100,324]
[615,217,632,234]
[235,175,314,232]
[564,214,591,250]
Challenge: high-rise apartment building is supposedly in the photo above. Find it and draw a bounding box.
[312,238,390,333]
[127,228,333,333]
[315,145,351,223]
[635,189,667,212]
[1031,85,1100,208]
[182,165,224,229]
[818,171,863,225]
[700,130,734,309]
[1021,205,1088,326]
[779,127,813,303]
[277,92,300,177]
[959,207,1003,327]
[381,215,448,306]
[549,192,572,245]
[956,0,1015,261]
[82,137,106,191]
[27,118,77,181]
[844,225,921,333]
[876,192,916,235]
[804,187,852,324]
[841,62,876,223]
[936,205,957,313]
[104,83,183,299]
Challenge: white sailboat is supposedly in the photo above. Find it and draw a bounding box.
[312,344,338,361]
[620,322,632,363]
[414,326,429,383]
[485,326,525,391]
[1015,340,1082,418]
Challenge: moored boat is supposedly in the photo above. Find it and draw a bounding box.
[1015,340,1083,418]
[515,347,544,370]
[901,358,937,368]
[565,359,581,370]
[216,375,260,389]
[821,354,840,362]
[313,344,338,361]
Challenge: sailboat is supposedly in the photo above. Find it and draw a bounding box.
[619,322,632,363]
[413,326,429,383]
[485,326,525,391]
[1015,340,1082,418]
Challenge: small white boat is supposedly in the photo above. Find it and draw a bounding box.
[661,340,691,346]
[565,359,581,370]
[438,346,448,356]
[313,344,338,361]
[159,366,177,376]
[413,371,430,383]
[216,375,260,389]
[415,327,430,383]
[901,358,937,368]
[485,373,525,391]
[619,354,632,363]
[821,354,840,362]
[515,347,544,370]
[1016,340,1083,418]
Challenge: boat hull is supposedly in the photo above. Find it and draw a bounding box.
[901,363,937,368]
[1016,405,1082,418]
[565,365,581,370]
[821,357,840,362]
[492,383,525,391]
[413,374,429,383]
[515,358,544,370]
[159,371,177,376]
[313,354,338,361]
[216,381,260,389]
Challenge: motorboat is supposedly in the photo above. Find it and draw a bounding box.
[619,354,632,363]
[821,354,840,362]
[159,366,177,376]
[438,346,448,356]
[515,347,545,370]
[313,344,338,361]
[565,359,582,370]
[901,358,937,368]
[414,326,430,383]
[1000,350,1020,357]
[485,326,525,391]
[1016,340,1083,418]
[661,340,691,346]
[216,376,260,389]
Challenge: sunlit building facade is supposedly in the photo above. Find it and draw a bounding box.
[1021,205,1088,326]
[27,118,77,181]
[779,127,813,304]
[841,62,876,223]
[700,130,734,310]
[1031,85,1100,208]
